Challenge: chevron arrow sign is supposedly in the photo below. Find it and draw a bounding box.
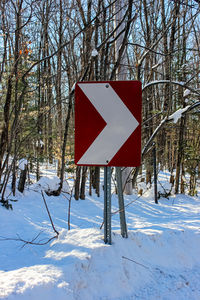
[75,81,142,167]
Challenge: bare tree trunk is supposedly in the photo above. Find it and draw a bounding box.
[94,167,100,197]
[180,163,185,194]
[189,173,197,196]
[0,77,12,181]
[59,92,73,192]
[175,4,187,194]
[74,166,81,200]
[80,166,87,200]
[47,58,53,164]
[18,164,28,193]
[11,0,23,195]
[56,0,63,177]
[89,167,93,196]
[115,0,133,195]
[0,0,8,83]
[175,116,186,194]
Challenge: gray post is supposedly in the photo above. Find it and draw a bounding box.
[116,167,128,238]
[153,143,158,204]
[104,166,112,244]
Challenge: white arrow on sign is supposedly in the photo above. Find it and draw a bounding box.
[77,83,139,165]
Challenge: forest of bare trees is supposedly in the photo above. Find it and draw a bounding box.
[0,0,200,207]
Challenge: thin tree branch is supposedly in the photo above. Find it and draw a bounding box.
[142,80,200,96]
[41,190,59,236]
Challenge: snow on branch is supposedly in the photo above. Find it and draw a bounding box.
[141,100,200,158]
[183,89,191,98]
[142,80,200,96]
[168,105,190,123]
[91,49,98,57]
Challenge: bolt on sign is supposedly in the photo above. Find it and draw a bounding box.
[75,81,142,167]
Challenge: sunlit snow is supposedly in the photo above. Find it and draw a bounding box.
[0,167,200,299]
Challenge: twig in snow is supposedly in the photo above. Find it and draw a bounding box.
[0,192,60,247]
[0,232,58,247]
[41,190,59,236]
[122,256,150,270]
[61,184,75,231]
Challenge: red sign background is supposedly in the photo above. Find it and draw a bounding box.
[75,81,142,167]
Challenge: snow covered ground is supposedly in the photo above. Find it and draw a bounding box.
[0,167,200,300]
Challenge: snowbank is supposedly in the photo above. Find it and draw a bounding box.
[0,169,200,299]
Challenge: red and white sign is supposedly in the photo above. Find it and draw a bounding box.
[75,81,142,167]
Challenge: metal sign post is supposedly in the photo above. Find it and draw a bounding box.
[104,166,112,244]
[116,167,128,238]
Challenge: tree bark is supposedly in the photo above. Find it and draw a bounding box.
[18,165,28,193]
[80,166,87,200]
